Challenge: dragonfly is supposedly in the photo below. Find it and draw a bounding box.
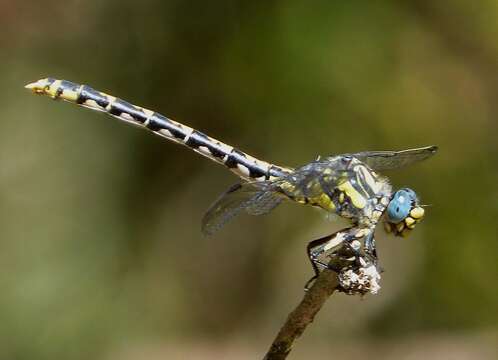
[26,78,437,291]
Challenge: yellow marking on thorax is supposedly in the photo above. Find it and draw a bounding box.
[309,193,335,211]
[337,181,367,209]
[295,197,307,204]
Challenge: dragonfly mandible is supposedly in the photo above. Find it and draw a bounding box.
[26,78,437,293]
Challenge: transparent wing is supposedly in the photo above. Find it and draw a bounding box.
[348,145,438,171]
[201,182,284,236]
[273,159,355,200]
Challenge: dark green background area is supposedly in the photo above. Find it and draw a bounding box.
[1,1,497,359]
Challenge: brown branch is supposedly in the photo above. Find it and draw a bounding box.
[263,269,339,360]
[263,226,380,359]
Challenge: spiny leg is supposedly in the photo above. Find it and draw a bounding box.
[306,233,336,284]
[364,231,377,258]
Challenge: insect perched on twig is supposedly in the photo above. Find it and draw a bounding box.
[26,78,437,293]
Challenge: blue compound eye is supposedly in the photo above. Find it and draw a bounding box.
[387,188,418,223]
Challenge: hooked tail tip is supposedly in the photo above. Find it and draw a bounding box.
[25,81,39,90]
[25,79,46,94]
[24,78,54,94]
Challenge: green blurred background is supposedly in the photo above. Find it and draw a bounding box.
[1,1,497,359]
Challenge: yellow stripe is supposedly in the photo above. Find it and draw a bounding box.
[60,86,80,102]
[337,181,367,209]
[309,193,335,211]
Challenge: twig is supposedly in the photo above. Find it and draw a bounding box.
[263,269,339,360]
[263,227,381,359]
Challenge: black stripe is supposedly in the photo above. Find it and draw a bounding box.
[232,149,246,158]
[206,142,228,159]
[224,155,238,168]
[185,130,208,148]
[224,149,267,178]
[108,99,147,123]
[268,165,288,179]
[55,87,63,99]
[225,149,247,168]
[108,99,127,116]
[58,80,79,98]
[354,167,375,198]
[77,85,109,108]
[60,80,79,92]
[146,113,171,131]
[248,166,266,178]
[225,149,247,169]
[147,113,186,140]
[184,131,228,159]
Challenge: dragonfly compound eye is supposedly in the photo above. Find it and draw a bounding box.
[385,188,425,237]
[387,188,418,223]
[387,189,418,224]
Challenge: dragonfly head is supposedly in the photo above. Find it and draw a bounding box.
[384,188,425,237]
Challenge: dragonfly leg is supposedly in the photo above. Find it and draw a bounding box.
[304,225,380,291]
[364,232,377,258]
[305,234,336,290]
[305,228,360,291]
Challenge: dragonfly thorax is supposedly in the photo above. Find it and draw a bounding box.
[275,156,393,226]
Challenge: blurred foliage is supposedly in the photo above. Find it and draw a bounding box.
[0,0,497,359]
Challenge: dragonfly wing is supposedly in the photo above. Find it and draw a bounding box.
[244,190,284,215]
[274,160,354,200]
[201,182,283,236]
[348,145,438,171]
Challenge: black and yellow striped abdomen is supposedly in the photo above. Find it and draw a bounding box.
[26,78,291,181]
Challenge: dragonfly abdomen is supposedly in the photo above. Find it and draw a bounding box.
[26,78,291,181]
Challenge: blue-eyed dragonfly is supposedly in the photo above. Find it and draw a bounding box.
[26,78,437,293]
